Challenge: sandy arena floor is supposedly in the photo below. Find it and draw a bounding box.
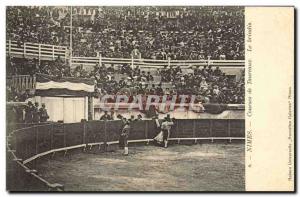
[37,143,245,191]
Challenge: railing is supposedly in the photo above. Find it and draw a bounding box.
[6,40,245,69]
[7,75,36,93]
[71,56,245,69]
[6,40,69,61]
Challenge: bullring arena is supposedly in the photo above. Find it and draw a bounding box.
[7,111,245,191]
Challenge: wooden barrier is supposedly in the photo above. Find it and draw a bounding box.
[7,75,36,93]
[6,143,64,191]
[6,40,68,61]
[11,119,244,163]
[6,40,244,69]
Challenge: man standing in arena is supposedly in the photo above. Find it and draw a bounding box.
[32,102,40,123]
[24,101,34,123]
[39,103,49,122]
[120,117,131,155]
[153,115,163,145]
[100,111,112,120]
[161,116,174,148]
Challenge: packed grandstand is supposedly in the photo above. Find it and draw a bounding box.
[6,6,245,105]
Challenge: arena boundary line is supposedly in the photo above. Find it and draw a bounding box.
[23,144,86,164]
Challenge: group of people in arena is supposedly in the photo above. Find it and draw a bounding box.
[7,6,244,60]
[112,113,174,155]
[24,101,49,123]
[7,101,49,124]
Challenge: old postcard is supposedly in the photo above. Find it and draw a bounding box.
[5,6,294,192]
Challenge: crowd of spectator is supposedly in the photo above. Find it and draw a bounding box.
[24,101,49,123]
[7,101,49,124]
[6,87,32,102]
[6,6,70,46]
[7,54,244,104]
[7,56,70,77]
[93,64,244,104]
[7,6,244,60]
[6,6,244,105]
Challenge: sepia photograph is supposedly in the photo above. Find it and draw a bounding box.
[8,5,295,192]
